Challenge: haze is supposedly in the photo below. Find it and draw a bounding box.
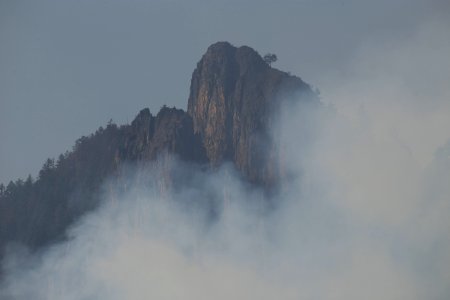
[0,0,447,184]
[1,1,450,298]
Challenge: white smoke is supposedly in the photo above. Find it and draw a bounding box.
[1,14,449,300]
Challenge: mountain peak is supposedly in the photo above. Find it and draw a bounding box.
[205,41,235,52]
[205,41,263,57]
[188,42,314,186]
[200,41,268,74]
[0,42,317,261]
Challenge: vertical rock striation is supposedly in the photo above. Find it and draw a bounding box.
[188,41,316,186]
[119,106,206,163]
[0,42,318,266]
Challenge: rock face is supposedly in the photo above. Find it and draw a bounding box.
[120,106,206,163]
[0,42,317,266]
[122,41,316,187]
[188,42,315,186]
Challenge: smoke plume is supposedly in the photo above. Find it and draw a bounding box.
[1,15,449,300]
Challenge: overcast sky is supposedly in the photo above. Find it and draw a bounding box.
[0,0,447,184]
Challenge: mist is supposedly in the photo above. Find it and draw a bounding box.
[1,10,450,300]
[1,0,445,184]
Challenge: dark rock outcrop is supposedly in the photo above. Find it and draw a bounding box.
[119,106,206,163]
[188,41,315,186]
[0,42,317,268]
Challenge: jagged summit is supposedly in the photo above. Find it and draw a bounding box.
[196,41,268,74]
[119,106,205,163]
[0,42,317,262]
[188,41,314,185]
[120,42,315,186]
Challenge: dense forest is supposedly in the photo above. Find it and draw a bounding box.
[0,121,127,255]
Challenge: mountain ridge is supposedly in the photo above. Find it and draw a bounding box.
[0,42,317,266]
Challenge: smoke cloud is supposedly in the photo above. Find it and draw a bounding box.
[1,14,449,300]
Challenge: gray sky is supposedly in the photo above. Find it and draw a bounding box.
[0,0,446,184]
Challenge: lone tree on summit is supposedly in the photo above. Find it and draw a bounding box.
[263,53,277,66]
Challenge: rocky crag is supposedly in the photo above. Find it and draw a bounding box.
[188,42,315,185]
[0,42,317,262]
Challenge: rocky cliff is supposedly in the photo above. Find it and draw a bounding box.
[119,106,206,163]
[0,42,317,265]
[188,42,315,186]
[114,42,316,187]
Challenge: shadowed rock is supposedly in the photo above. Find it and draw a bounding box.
[188,41,315,186]
[0,42,318,268]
